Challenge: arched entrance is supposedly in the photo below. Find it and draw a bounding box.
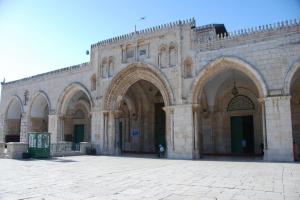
[57,83,92,147]
[29,92,50,132]
[103,63,174,155]
[117,80,166,153]
[191,57,267,156]
[4,96,23,142]
[285,61,300,161]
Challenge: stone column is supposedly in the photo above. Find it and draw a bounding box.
[102,111,109,154]
[163,106,174,157]
[48,114,62,143]
[0,114,5,142]
[166,104,194,159]
[192,104,201,159]
[264,96,294,161]
[106,110,121,155]
[20,112,28,142]
[114,110,123,155]
[91,109,102,152]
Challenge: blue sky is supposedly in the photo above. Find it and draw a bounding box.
[0,0,300,83]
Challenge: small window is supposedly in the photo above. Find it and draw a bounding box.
[91,74,96,91]
[127,49,134,58]
[139,49,146,56]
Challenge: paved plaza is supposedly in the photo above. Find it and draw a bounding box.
[0,156,300,200]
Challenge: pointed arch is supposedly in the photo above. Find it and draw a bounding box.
[283,58,300,94]
[28,90,51,115]
[56,82,93,115]
[5,95,24,118]
[103,62,174,111]
[190,56,268,104]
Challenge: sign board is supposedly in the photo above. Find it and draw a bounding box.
[131,129,140,137]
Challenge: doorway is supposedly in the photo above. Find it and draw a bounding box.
[155,103,166,153]
[230,115,254,154]
[74,124,84,144]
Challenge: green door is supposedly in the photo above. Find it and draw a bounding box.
[74,124,84,144]
[231,116,254,154]
[155,103,166,152]
[231,116,244,153]
[243,116,254,153]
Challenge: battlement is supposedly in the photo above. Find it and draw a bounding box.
[2,62,90,87]
[194,18,300,50]
[91,18,195,48]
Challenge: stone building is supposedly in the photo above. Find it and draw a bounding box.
[1,18,300,161]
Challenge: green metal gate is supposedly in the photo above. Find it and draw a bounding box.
[28,132,51,158]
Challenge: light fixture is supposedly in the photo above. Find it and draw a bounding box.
[232,71,239,96]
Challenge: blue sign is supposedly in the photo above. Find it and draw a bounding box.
[131,129,140,136]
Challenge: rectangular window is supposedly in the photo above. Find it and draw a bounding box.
[139,49,146,56]
[126,49,134,58]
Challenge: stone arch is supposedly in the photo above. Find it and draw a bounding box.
[283,58,300,94]
[5,95,24,118]
[57,82,93,115]
[103,63,174,111]
[28,91,51,132]
[190,56,268,104]
[28,90,51,115]
[4,95,23,142]
[57,82,93,143]
[286,58,300,159]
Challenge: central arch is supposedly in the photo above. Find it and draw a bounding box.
[103,63,174,111]
[103,63,174,154]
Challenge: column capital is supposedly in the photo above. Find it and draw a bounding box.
[162,106,174,113]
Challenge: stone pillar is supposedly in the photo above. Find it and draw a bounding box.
[192,105,201,159]
[91,110,102,152]
[105,110,122,155]
[48,114,62,143]
[101,111,108,154]
[20,112,28,142]
[114,110,123,155]
[0,114,5,142]
[0,142,5,157]
[166,104,194,159]
[264,96,294,161]
[163,106,174,157]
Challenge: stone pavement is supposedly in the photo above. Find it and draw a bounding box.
[0,155,299,200]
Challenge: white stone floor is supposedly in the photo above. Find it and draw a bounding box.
[0,155,300,200]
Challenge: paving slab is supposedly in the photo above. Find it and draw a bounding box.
[0,156,299,200]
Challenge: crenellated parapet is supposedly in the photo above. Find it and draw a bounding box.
[1,62,91,87]
[193,18,300,50]
[91,18,195,49]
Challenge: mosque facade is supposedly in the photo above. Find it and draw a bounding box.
[1,18,300,161]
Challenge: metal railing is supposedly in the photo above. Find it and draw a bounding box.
[50,142,81,156]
